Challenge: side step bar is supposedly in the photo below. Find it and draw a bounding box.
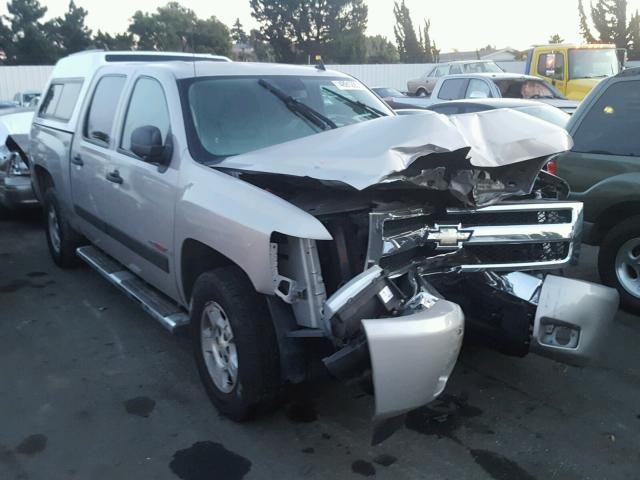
[76,246,189,332]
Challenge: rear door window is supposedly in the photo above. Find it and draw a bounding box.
[437,78,469,100]
[84,76,127,146]
[39,81,83,121]
[572,81,640,157]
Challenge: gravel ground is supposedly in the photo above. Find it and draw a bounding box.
[1,211,639,480]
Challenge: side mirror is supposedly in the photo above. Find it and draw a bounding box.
[468,91,489,99]
[130,125,171,165]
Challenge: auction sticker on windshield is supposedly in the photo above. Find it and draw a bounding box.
[332,80,366,90]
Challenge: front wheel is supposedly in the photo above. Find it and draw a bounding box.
[598,215,640,313]
[43,188,83,268]
[416,88,428,97]
[191,266,281,421]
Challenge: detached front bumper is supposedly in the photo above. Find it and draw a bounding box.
[362,298,464,420]
[531,275,619,365]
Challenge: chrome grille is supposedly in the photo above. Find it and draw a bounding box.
[367,202,583,272]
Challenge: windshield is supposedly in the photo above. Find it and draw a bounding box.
[182,75,392,160]
[569,48,620,80]
[515,105,570,128]
[495,79,565,99]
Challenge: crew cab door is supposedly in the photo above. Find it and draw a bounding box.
[535,50,567,96]
[106,75,179,299]
[70,75,128,249]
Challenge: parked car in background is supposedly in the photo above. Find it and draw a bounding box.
[371,87,430,109]
[0,101,18,110]
[556,67,640,312]
[0,109,37,216]
[426,98,571,128]
[425,73,580,114]
[525,44,622,100]
[406,60,504,97]
[13,90,41,107]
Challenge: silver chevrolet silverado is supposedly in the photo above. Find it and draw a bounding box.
[30,51,618,438]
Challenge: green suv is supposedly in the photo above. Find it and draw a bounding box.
[557,67,640,312]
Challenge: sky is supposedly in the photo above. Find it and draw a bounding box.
[3,0,640,52]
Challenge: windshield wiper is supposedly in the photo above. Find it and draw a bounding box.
[258,79,336,130]
[320,87,387,118]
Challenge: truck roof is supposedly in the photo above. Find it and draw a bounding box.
[50,50,231,79]
[95,60,355,81]
[530,43,617,50]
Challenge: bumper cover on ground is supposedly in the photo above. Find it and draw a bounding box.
[362,298,464,420]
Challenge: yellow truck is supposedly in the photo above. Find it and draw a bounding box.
[525,44,623,100]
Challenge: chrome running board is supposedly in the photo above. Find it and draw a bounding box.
[76,245,189,332]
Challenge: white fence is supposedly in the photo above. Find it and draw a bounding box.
[0,66,53,101]
[1,60,639,100]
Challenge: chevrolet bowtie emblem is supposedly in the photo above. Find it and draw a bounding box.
[426,224,473,249]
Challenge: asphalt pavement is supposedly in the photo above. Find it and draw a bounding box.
[1,211,639,480]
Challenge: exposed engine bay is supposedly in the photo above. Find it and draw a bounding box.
[213,109,619,432]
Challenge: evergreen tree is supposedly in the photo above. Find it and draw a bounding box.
[364,35,399,63]
[230,18,248,44]
[393,0,425,62]
[548,33,565,44]
[93,31,135,51]
[2,0,57,64]
[47,1,92,56]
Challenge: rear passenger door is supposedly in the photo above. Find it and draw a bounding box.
[70,75,127,248]
[106,75,179,298]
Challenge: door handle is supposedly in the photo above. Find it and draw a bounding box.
[71,154,84,166]
[105,170,123,184]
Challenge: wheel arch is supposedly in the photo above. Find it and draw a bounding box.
[180,238,239,305]
[590,201,640,245]
[32,164,54,201]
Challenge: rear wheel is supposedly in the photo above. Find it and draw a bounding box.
[191,266,281,421]
[598,215,640,313]
[416,88,428,97]
[43,188,83,268]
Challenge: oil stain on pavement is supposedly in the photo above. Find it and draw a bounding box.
[170,441,251,480]
[405,393,483,440]
[351,459,376,477]
[15,434,47,455]
[123,396,156,417]
[470,449,537,480]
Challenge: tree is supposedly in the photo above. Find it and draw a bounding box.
[578,0,639,56]
[548,33,565,44]
[419,19,434,63]
[92,31,134,51]
[364,35,399,63]
[230,18,247,44]
[47,1,92,57]
[128,2,231,56]
[2,0,57,64]
[579,0,598,43]
[629,10,640,59]
[249,28,275,62]
[393,0,426,62]
[250,0,368,63]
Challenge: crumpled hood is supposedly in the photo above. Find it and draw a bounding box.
[0,110,34,153]
[217,109,572,192]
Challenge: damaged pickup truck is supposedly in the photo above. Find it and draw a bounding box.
[30,54,619,430]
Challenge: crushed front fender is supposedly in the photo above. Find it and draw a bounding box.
[362,298,464,421]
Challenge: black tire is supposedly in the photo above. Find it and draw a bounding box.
[43,188,83,268]
[598,215,640,313]
[191,266,281,421]
[416,88,427,97]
